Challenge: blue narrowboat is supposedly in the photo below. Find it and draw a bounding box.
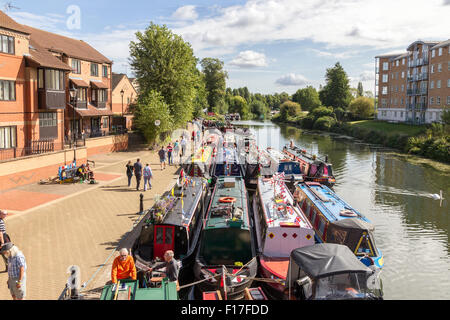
[293,182,384,269]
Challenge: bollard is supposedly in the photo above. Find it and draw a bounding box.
[139,193,144,215]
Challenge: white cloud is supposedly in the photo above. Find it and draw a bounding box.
[275,73,309,86]
[172,5,198,21]
[311,48,359,59]
[229,50,268,68]
[9,11,65,32]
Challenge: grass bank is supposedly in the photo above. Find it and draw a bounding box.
[348,120,426,137]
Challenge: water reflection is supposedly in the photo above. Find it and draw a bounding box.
[234,120,450,299]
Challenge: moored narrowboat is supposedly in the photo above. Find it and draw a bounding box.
[184,130,221,178]
[293,182,384,269]
[131,175,208,286]
[265,147,304,190]
[283,143,335,188]
[253,175,315,299]
[193,176,258,300]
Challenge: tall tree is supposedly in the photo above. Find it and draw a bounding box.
[357,82,364,97]
[292,86,322,111]
[200,58,228,113]
[229,96,251,119]
[319,62,352,110]
[129,23,198,127]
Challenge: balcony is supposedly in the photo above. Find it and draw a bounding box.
[38,89,66,110]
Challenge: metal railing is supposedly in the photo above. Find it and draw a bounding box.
[0,140,65,161]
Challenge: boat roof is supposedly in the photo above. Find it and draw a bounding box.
[284,145,331,165]
[191,144,214,163]
[157,177,205,227]
[258,177,313,230]
[290,243,371,278]
[266,147,297,164]
[205,176,249,230]
[215,145,242,164]
[297,182,370,224]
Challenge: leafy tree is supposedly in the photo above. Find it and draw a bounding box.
[250,100,269,120]
[200,58,228,113]
[133,90,172,143]
[357,82,364,97]
[192,72,208,118]
[348,97,374,119]
[129,23,198,127]
[311,106,335,119]
[319,62,352,110]
[292,86,321,111]
[229,96,251,119]
[280,101,302,120]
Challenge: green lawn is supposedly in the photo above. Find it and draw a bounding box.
[349,120,426,137]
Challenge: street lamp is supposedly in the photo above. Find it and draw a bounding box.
[69,85,78,160]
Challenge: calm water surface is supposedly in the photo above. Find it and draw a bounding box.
[233,120,450,300]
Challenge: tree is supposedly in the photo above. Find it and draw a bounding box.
[229,96,251,119]
[133,90,172,143]
[292,86,321,111]
[280,101,302,120]
[129,23,198,127]
[319,62,352,110]
[200,58,228,113]
[192,72,208,118]
[250,100,269,120]
[357,82,364,97]
[348,96,374,119]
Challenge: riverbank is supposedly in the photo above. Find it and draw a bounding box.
[271,118,450,174]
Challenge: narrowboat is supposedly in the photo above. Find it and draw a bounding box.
[131,175,208,286]
[100,278,178,300]
[193,176,258,300]
[252,175,315,299]
[265,147,304,190]
[184,130,222,178]
[285,243,383,300]
[283,143,335,188]
[293,182,384,269]
[212,144,246,178]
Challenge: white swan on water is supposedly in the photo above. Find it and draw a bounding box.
[431,194,442,200]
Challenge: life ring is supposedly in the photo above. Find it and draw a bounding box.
[340,209,358,217]
[219,197,236,203]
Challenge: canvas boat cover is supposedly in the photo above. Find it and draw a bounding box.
[290,243,371,279]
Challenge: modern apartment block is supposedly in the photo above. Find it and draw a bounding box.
[0,10,115,161]
[375,39,450,124]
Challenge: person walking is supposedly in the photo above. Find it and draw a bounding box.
[126,161,134,187]
[158,146,167,170]
[173,140,180,164]
[167,143,173,165]
[133,159,143,191]
[143,164,153,191]
[0,243,27,300]
[180,136,187,158]
[0,210,11,272]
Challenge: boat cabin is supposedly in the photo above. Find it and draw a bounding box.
[293,182,383,268]
[266,147,304,183]
[283,144,335,187]
[213,145,245,177]
[132,176,207,268]
[286,243,383,300]
[100,279,178,300]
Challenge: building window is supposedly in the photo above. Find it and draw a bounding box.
[383,62,389,71]
[38,69,44,89]
[0,126,16,149]
[401,71,405,79]
[382,87,388,95]
[430,81,434,89]
[102,117,108,129]
[401,111,404,118]
[45,69,65,90]
[430,97,434,105]
[0,35,14,54]
[382,74,388,82]
[436,96,441,105]
[391,73,394,80]
[0,80,16,101]
[401,97,404,105]
[437,63,442,72]
[39,112,57,127]
[91,63,98,76]
[77,87,86,101]
[431,65,434,73]
[71,59,81,74]
[98,89,107,103]
[102,66,108,78]
[432,49,435,58]
[381,99,387,107]
[447,96,450,105]
[437,80,441,89]
[448,61,450,71]
[401,84,404,92]
[402,58,405,65]
[447,79,450,88]
[438,48,442,56]
[396,60,399,67]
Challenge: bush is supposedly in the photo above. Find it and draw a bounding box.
[311,106,335,119]
[348,97,374,119]
[301,115,316,129]
[313,116,336,131]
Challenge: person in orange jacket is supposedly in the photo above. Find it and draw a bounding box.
[111,248,137,284]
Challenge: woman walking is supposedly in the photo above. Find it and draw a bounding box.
[126,161,134,187]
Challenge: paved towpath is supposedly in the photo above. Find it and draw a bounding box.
[0,147,187,300]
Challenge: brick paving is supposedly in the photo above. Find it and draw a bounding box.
[0,147,185,300]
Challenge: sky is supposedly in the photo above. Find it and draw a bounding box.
[3,0,450,95]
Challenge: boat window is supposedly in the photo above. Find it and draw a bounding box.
[310,165,318,176]
[310,209,316,227]
[328,229,348,245]
[355,233,375,257]
[165,228,173,245]
[315,274,366,300]
[327,165,333,176]
[317,218,326,236]
[156,227,164,244]
[323,166,328,176]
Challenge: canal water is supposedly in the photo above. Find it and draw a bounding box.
[233,120,450,300]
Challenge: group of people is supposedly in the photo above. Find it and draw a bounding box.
[111,248,179,288]
[126,159,153,191]
[76,163,94,182]
[0,209,27,300]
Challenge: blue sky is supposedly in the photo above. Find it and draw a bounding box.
[4,0,450,95]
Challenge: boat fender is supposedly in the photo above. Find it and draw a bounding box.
[340,209,358,217]
[219,197,237,203]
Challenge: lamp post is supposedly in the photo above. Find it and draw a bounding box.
[69,86,78,161]
[120,89,125,132]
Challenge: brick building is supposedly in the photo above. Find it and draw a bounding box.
[375,39,449,124]
[111,73,137,130]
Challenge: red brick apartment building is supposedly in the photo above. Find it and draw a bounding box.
[375,39,450,124]
[111,73,137,130]
[0,10,116,161]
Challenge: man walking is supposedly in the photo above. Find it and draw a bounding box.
[0,210,10,271]
[158,146,167,170]
[143,164,153,191]
[0,243,27,300]
[133,159,143,191]
[167,143,173,166]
